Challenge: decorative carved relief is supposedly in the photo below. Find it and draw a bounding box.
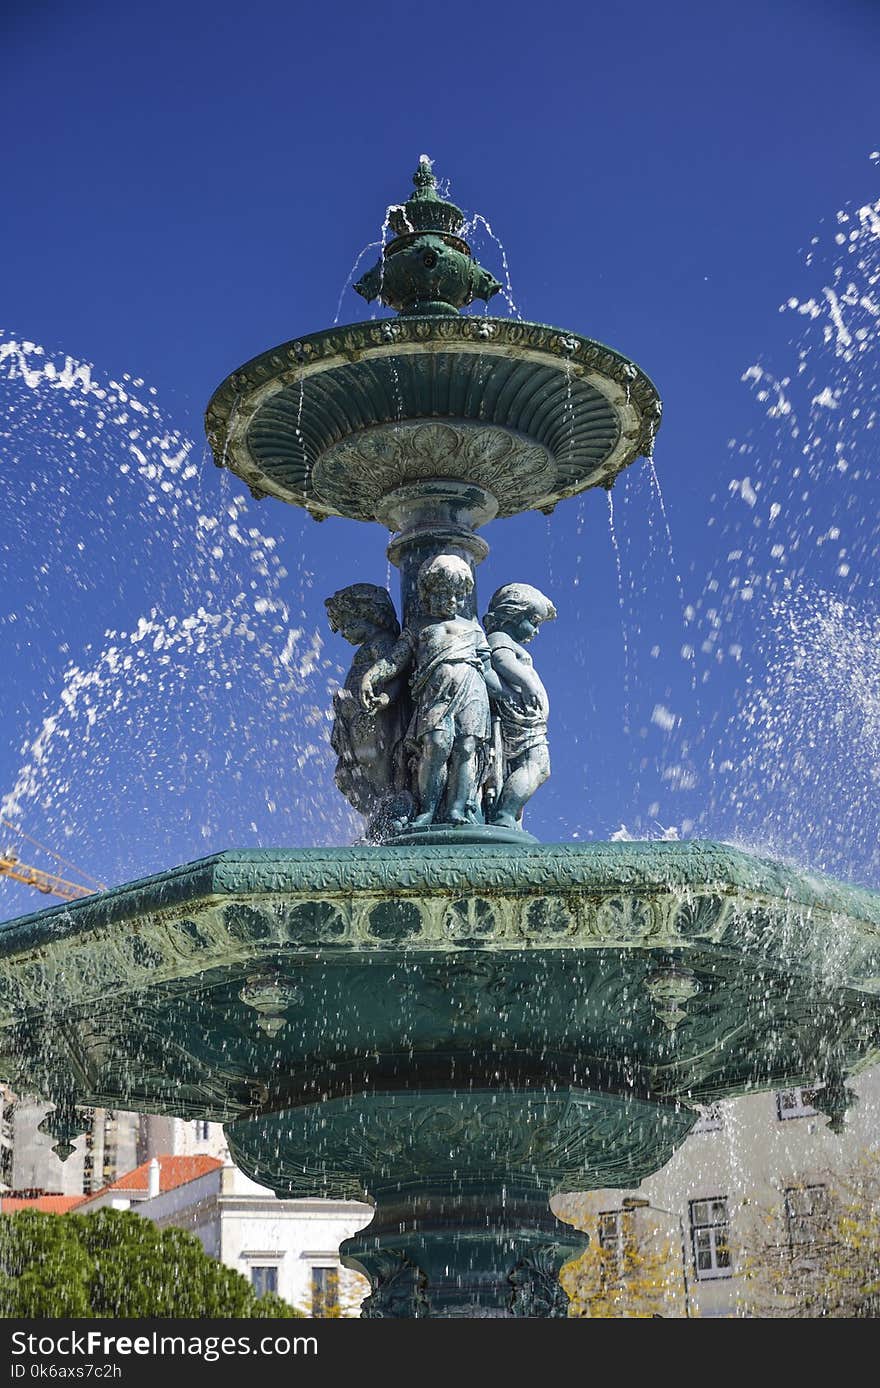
[522,897,574,937]
[508,1247,571,1318]
[443,897,496,944]
[358,1250,430,1319]
[313,422,555,520]
[644,964,702,1032]
[367,900,423,941]
[594,896,658,943]
[280,900,347,944]
[239,974,302,1037]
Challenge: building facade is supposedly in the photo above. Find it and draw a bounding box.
[76,1156,371,1316]
[554,1066,880,1316]
[0,1093,228,1198]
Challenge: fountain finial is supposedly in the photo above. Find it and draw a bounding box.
[354,159,502,315]
[414,154,435,185]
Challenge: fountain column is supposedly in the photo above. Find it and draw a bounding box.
[342,1193,586,1319]
[377,478,496,627]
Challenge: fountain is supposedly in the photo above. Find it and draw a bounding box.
[1,160,879,1318]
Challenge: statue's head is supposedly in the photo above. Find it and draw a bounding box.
[325,584,400,644]
[483,583,557,644]
[417,554,473,618]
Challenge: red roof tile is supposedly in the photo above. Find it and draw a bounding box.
[81,1155,223,1204]
[1,1194,86,1214]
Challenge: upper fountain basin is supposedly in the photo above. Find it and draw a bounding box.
[205,317,662,522]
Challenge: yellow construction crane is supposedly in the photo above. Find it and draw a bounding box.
[0,817,105,903]
[0,852,93,902]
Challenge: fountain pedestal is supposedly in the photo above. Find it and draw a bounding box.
[343,1194,584,1318]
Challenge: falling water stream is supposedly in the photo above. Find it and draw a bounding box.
[0,339,357,911]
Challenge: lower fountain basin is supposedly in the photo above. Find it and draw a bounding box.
[1,841,878,1314]
[2,840,878,1142]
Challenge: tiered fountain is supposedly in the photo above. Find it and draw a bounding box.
[1,162,879,1317]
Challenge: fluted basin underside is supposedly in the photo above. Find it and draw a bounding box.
[205,318,661,519]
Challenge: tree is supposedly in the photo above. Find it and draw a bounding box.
[738,1152,880,1318]
[558,1204,681,1318]
[0,1209,301,1318]
[295,1265,370,1319]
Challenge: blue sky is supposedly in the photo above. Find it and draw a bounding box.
[1,0,878,917]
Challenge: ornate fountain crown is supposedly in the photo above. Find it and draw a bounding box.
[386,156,467,239]
[206,156,663,516]
[354,157,501,315]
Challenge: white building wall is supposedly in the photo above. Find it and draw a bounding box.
[140,1162,372,1315]
[554,1064,880,1317]
[137,1115,228,1161]
[8,1101,139,1196]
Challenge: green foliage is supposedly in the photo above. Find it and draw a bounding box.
[0,1209,301,1318]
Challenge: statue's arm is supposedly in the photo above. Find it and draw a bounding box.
[361,634,412,711]
[481,650,504,699]
[491,645,544,708]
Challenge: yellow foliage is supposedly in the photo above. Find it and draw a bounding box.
[560,1209,683,1319]
[738,1150,880,1318]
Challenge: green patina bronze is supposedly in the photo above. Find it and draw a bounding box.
[205,161,661,846]
[1,842,878,1313]
[4,162,878,1316]
[204,316,660,518]
[353,157,503,316]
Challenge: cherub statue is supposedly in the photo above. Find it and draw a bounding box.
[483,583,557,830]
[324,583,410,832]
[361,554,503,829]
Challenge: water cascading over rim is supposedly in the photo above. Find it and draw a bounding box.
[206,157,661,847]
[206,158,661,534]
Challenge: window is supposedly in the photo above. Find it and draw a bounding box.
[693,1103,724,1133]
[101,1111,117,1186]
[776,1087,819,1120]
[193,1120,211,1142]
[0,1100,14,1187]
[597,1209,626,1280]
[81,1109,96,1194]
[311,1266,339,1317]
[250,1265,278,1298]
[689,1197,732,1280]
[785,1185,830,1248]
[598,1210,624,1257]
